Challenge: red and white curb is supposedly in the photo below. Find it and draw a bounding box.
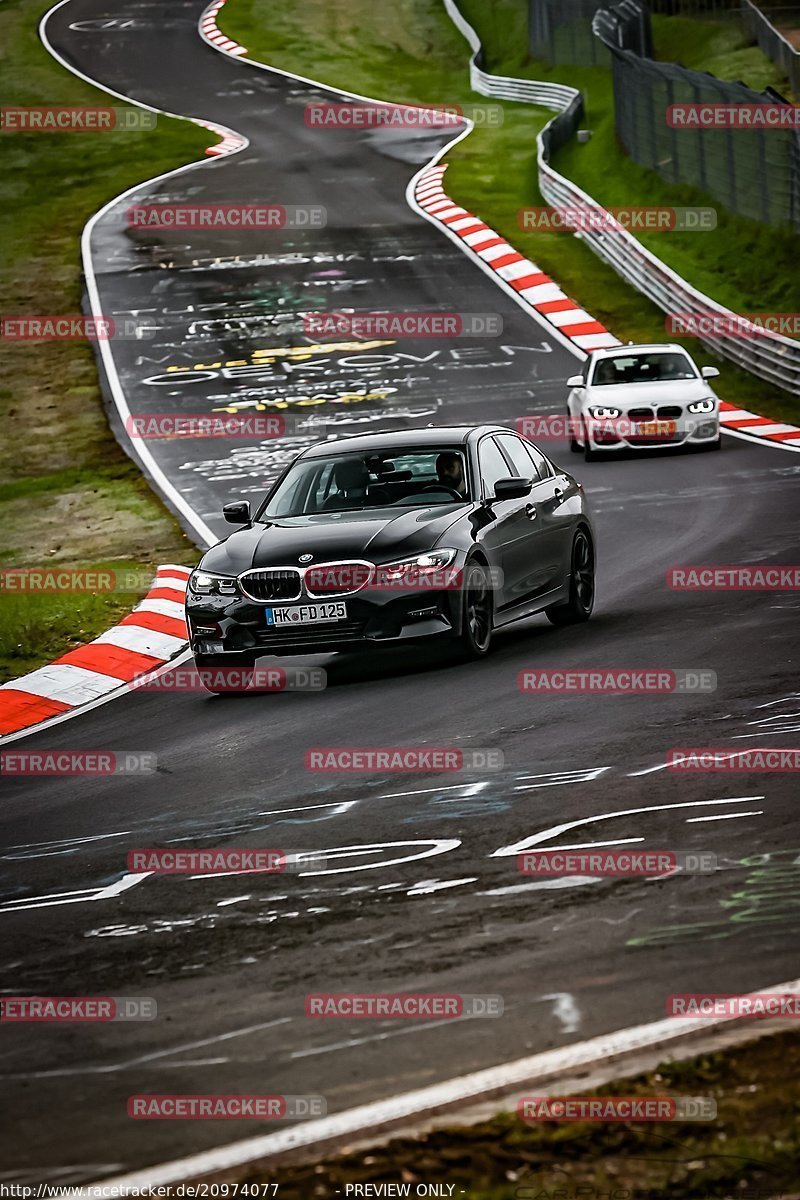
[196,2,247,154]
[199,118,247,157]
[415,164,621,355]
[719,400,800,447]
[0,566,190,738]
[200,0,248,58]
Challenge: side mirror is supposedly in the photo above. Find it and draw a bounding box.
[701,366,720,379]
[222,500,251,525]
[492,476,533,501]
[567,374,584,388]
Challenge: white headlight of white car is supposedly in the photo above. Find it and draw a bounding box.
[588,405,622,419]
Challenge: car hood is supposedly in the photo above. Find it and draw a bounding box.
[202,504,470,573]
[585,380,716,407]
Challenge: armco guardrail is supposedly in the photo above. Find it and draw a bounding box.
[442,0,800,396]
[742,0,800,96]
[595,4,800,232]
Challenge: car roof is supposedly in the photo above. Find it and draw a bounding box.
[300,425,511,458]
[590,343,691,359]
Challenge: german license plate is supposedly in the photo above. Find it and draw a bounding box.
[265,602,347,626]
[637,420,676,437]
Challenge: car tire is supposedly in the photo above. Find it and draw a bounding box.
[707,436,722,451]
[568,409,581,453]
[457,560,493,659]
[194,656,255,696]
[545,530,595,626]
[582,421,601,462]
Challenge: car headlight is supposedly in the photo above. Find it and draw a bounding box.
[588,405,622,419]
[687,398,716,414]
[377,548,458,579]
[188,570,239,596]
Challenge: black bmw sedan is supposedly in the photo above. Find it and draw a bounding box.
[186,426,596,692]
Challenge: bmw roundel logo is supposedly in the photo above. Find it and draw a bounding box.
[299,553,313,564]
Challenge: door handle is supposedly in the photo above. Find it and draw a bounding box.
[553,486,564,501]
[525,503,537,520]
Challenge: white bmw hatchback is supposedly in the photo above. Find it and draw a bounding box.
[566,343,721,461]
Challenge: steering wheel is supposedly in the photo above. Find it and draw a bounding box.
[420,483,463,500]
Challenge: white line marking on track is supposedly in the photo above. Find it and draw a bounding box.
[685,811,764,822]
[289,1017,465,1059]
[406,877,477,895]
[256,802,356,817]
[480,877,602,895]
[0,872,150,914]
[0,1020,292,1080]
[490,796,764,858]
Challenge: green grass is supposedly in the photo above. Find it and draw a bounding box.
[240,1030,800,1198]
[0,0,207,682]
[219,0,800,424]
[0,560,167,680]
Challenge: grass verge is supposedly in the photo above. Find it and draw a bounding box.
[219,0,800,424]
[0,0,208,683]
[241,1030,800,1198]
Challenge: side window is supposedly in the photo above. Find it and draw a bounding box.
[478,437,514,495]
[496,435,538,480]
[311,462,335,510]
[520,439,552,481]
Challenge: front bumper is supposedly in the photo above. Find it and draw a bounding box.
[585,414,719,451]
[186,583,464,660]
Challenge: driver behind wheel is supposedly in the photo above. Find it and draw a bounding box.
[435,451,466,497]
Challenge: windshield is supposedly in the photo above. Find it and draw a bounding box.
[592,352,698,386]
[260,447,471,519]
